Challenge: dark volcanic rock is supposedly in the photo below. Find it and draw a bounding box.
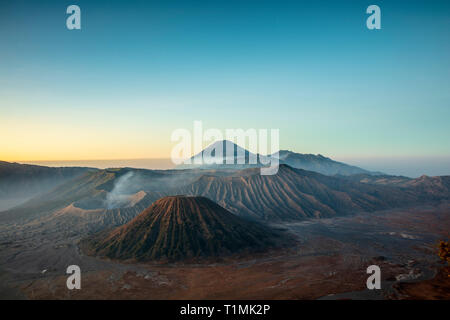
[83,196,282,261]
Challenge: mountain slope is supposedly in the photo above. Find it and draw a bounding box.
[0,166,243,223]
[0,161,93,211]
[83,196,281,261]
[342,173,450,200]
[274,150,378,176]
[402,175,450,200]
[3,163,447,227]
[176,165,418,220]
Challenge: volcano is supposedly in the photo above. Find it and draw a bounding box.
[176,140,269,170]
[83,196,281,261]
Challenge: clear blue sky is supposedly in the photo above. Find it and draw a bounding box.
[0,0,449,175]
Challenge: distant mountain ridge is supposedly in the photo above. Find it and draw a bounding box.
[176,140,379,176]
[2,162,449,226]
[274,150,381,176]
[2,154,449,229]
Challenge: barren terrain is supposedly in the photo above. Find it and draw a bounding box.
[1,202,448,299]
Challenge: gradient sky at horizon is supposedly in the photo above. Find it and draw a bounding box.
[1,0,449,175]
